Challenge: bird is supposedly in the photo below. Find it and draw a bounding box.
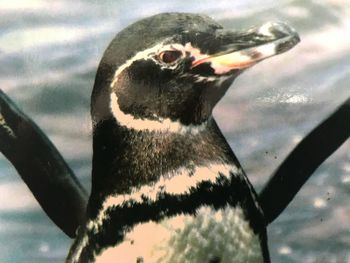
[66,12,299,263]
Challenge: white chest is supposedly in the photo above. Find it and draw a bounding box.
[67,163,264,263]
[94,205,263,263]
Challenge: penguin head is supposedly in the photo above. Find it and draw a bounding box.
[92,13,299,130]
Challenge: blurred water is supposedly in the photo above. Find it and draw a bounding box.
[0,0,349,262]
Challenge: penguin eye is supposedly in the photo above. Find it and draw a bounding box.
[159,50,183,64]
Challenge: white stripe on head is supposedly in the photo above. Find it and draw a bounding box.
[89,163,242,231]
[110,93,208,134]
[110,42,187,88]
[109,42,222,134]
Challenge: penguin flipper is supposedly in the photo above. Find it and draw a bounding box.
[259,97,350,225]
[0,89,88,238]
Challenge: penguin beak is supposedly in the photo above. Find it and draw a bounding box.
[191,22,300,75]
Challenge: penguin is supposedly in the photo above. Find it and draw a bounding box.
[66,13,299,263]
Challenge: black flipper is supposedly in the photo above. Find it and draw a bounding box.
[0,89,88,238]
[259,97,350,225]
[1,86,348,236]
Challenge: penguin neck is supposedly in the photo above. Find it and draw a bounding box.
[88,117,238,217]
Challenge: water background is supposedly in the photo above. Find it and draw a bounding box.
[0,0,349,262]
